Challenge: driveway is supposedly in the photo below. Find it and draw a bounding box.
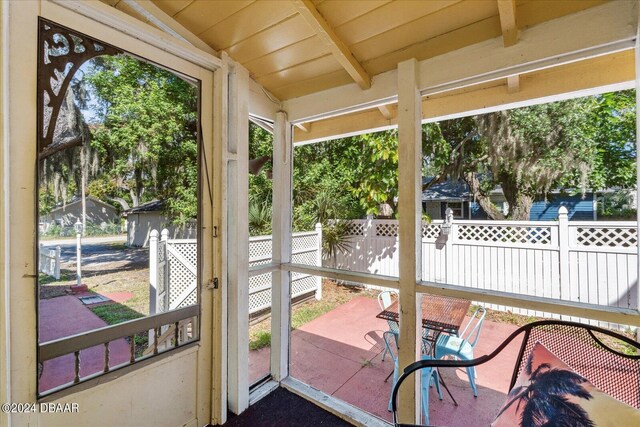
[41,235,147,271]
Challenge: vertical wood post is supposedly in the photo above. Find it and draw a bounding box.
[271,111,293,381]
[315,222,322,300]
[557,207,569,304]
[227,60,250,414]
[149,229,158,316]
[397,58,422,424]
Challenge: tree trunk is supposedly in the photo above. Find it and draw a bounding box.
[500,176,534,220]
[509,194,534,221]
[464,172,505,220]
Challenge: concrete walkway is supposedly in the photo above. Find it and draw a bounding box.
[250,296,520,425]
[39,295,132,393]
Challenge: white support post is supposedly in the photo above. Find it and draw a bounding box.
[557,207,569,308]
[635,15,640,342]
[226,60,250,414]
[271,111,293,381]
[149,229,158,316]
[315,222,322,300]
[397,58,422,425]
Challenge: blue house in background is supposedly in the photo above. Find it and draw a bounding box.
[422,178,597,221]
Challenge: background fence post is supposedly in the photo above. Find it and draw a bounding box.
[445,210,455,284]
[149,229,159,316]
[161,229,169,311]
[39,243,43,274]
[315,223,323,300]
[557,206,569,314]
[54,246,61,280]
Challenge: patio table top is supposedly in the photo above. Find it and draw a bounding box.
[376,294,471,335]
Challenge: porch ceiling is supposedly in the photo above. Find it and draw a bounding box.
[102,0,610,101]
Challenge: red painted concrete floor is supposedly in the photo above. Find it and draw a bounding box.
[39,296,132,393]
[249,297,521,426]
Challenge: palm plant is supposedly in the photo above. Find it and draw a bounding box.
[495,356,595,427]
[248,200,272,236]
[312,189,353,267]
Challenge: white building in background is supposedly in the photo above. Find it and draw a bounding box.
[40,195,119,232]
[124,200,197,247]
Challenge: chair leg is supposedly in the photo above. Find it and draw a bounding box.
[466,367,478,397]
[382,345,388,361]
[432,369,443,400]
[388,363,399,412]
[421,379,430,426]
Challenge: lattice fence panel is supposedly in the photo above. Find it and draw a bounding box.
[249,238,272,262]
[345,222,365,236]
[249,271,272,291]
[292,234,319,252]
[457,225,552,245]
[171,243,197,263]
[249,272,273,313]
[575,227,637,247]
[176,290,197,308]
[292,275,317,297]
[167,247,197,308]
[292,251,317,265]
[422,223,441,240]
[376,222,399,237]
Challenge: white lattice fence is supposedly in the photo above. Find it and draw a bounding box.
[249,230,321,314]
[330,216,638,329]
[150,229,322,315]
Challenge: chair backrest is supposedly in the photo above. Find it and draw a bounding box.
[512,321,640,408]
[378,290,398,311]
[458,305,486,349]
[383,330,399,364]
[391,320,640,425]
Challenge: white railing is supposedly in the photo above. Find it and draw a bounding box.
[39,243,61,279]
[331,212,638,329]
[149,227,322,316]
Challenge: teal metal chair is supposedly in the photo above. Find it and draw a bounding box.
[384,331,442,425]
[434,306,486,397]
[378,291,399,361]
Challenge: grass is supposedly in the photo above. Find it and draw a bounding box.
[90,303,145,325]
[249,331,272,351]
[249,280,377,351]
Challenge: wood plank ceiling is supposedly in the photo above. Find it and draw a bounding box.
[103,0,608,101]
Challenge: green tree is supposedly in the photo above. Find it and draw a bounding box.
[424,92,636,220]
[86,55,199,225]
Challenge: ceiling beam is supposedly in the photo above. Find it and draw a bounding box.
[119,0,217,55]
[292,0,371,90]
[497,0,518,47]
[284,1,635,123]
[293,50,634,145]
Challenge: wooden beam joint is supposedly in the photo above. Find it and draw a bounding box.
[293,0,371,89]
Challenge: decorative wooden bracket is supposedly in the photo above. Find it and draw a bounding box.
[37,18,122,158]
